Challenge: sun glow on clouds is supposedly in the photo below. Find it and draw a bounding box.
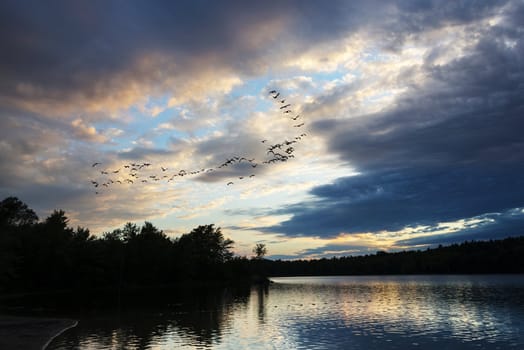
[1,1,523,258]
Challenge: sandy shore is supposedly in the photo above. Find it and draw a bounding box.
[0,315,77,350]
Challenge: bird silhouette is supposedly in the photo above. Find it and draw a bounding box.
[89,88,307,192]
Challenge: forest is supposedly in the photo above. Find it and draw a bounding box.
[1,196,523,296]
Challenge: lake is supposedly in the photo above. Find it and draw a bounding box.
[48,275,524,349]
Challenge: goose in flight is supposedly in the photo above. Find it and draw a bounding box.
[92,162,101,167]
[227,181,234,186]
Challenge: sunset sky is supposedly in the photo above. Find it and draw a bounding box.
[1,0,523,259]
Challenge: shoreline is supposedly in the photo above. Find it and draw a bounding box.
[42,319,78,349]
[0,315,77,350]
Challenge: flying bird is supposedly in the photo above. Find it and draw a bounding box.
[92,162,101,167]
[227,182,234,186]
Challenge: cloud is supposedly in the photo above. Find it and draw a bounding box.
[1,0,523,255]
[263,3,524,240]
[394,208,524,247]
[71,118,107,143]
[1,1,506,118]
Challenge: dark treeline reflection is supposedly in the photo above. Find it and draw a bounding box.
[46,286,252,349]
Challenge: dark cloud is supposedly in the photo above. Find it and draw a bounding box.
[0,1,508,111]
[265,3,524,240]
[267,165,524,238]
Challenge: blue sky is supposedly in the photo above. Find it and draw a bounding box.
[1,0,523,259]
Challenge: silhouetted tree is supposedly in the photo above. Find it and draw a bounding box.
[253,243,267,260]
[122,222,139,242]
[0,196,38,227]
[1,195,523,296]
[175,224,234,280]
[125,221,173,285]
[0,197,38,289]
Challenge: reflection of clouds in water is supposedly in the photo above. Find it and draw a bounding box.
[48,276,524,349]
[265,276,524,349]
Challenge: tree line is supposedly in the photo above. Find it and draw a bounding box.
[262,237,524,276]
[1,196,523,295]
[0,196,261,294]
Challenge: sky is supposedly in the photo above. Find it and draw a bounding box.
[1,0,523,259]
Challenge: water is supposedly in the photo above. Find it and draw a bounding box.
[48,275,524,349]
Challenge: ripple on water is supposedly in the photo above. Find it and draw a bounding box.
[48,275,524,350]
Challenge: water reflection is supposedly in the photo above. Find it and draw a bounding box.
[49,275,524,349]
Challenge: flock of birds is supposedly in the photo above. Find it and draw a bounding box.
[89,90,307,194]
